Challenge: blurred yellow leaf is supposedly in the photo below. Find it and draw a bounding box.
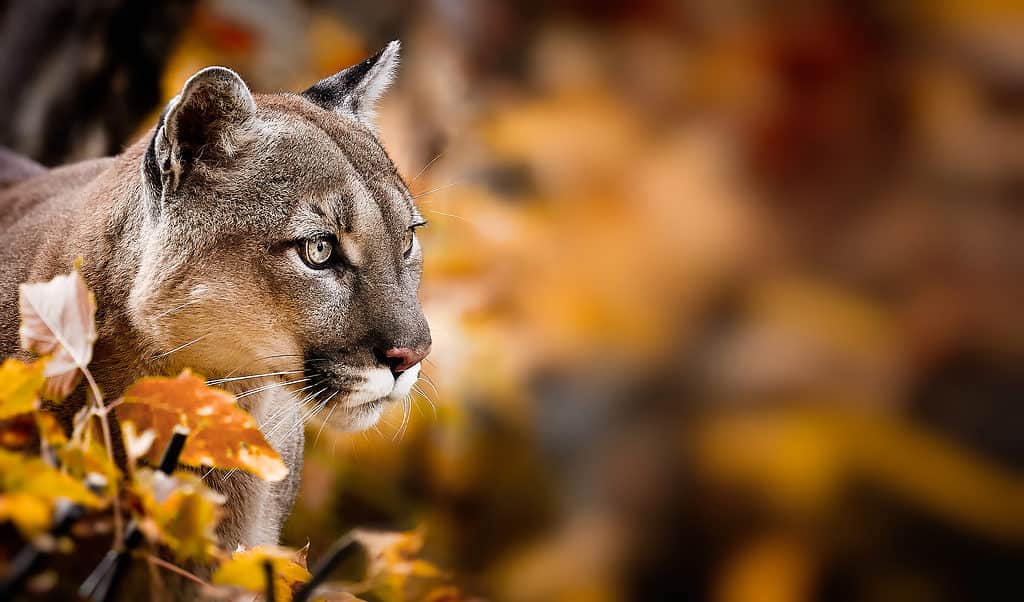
[0,491,51,536]
[352,527,447,599]
[34,412,67,447]
[116,370,287,481]
[134,468,224,562]
[213,545,311,602]
[696,409,1024,541]
[57,437,120,498]
[18,269,97,401]
[0,358,46,420]
[0,448,104,537]
[0,358,46,419]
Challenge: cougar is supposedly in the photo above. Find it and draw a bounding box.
[0,42,431,548]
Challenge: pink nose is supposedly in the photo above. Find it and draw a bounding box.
[384,346,430,373]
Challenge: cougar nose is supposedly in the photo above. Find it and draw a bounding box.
[384,346,431,375]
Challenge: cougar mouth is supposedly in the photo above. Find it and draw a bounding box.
[301,354,421,431]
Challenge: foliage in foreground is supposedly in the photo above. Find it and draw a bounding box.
[0,267,460,601]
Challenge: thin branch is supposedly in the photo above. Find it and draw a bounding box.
[144,554,211,588]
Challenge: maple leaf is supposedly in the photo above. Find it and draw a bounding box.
[212,545,311,602]
[134,468,224,562]
[18,269,97,400]
[0,448,104,537]
[116,370,288,481]
[0,358,46,419]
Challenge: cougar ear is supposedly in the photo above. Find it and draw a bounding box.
[302,40,400,126]
[150,66,256,192]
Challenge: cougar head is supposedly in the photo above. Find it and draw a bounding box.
[129,42,431,431]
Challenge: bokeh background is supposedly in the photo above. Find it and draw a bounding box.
[2,1,1023,600]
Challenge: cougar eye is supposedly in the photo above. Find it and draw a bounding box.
[301,236,334,268]
[404,221,425,259]
[402,230,415,259]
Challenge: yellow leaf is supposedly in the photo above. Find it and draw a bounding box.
[0,449,104,537]
[134,469,224,562]
[0,492,51,536]
[213,545,311,602]
[18,269,97,400]
[0,358,46,419]
[34,412,68,447]
[57,437,120,498]
[115,370,288,481]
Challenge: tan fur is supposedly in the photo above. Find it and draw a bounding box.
[0,46,430,561]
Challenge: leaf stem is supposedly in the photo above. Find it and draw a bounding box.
[82,365,123,547]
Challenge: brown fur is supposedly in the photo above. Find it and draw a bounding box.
[0,44,429,559]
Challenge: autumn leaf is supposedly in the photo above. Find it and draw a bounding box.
[34,412,68,447]
[0,491,51,536]
[121,421,156,464]
[18,269,97,400]
[134,468,224,562]
[57,437,121,498]
[116,370,288,481]
[0,358,46,419]
[212,545,311,602]
[351,528,447,598]
[0,448,104,537]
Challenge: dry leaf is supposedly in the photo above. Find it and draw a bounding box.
[18,269,97,400]
[0,358,46,419]
[352,527,447,598]
[116,370,288,481]
[212,545,311,602]
[134,468,224,562]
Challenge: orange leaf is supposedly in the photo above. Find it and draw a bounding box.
[18,269,97,400]
[116,370,288,481]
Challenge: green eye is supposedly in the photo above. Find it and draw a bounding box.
[302,237,334,268]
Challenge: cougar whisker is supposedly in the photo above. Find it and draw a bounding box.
[412,385,437,419]
[151,333,211,361]
[154,297,203,319]
[222,353,308,378]
[412,180,460,199]
[207,370,305,386]
[235,377,311,400]
[313,394,340,446]
[410,151,445,182]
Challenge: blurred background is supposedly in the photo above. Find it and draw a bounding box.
[2,1,1023,600]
